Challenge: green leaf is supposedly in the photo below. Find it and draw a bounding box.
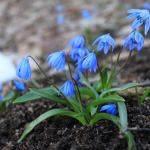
[139,87,150,108]
[79,87,95,98]
[78,69,99,99]
[124,131,136,150]
[93,80,102,92]
[90,106,98,115]
[89,113,122,130]
[17,109,87,143]
[99,83,140,98]
[29,88,69,105]
[117,102,127,129]
[0,91,16,111]
[86,95,125,114]
[13,87,57,104]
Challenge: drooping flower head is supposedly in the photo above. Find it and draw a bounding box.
[92,34,115,54]
[47,51,65,71]
[14,81,25,91]
[57,14,64,24]
[75,59,84,81]
[100,104,117,115]
[16,57,31,81]
[69,35,85,48]
[69,46,89,61]
[58,80,75,97]
[125,9,150,35]
[0,85,2,92]
[77,50,97,72]
[143,3,150,10]
[0,96,4,102]
[82,10,92,21]
[123,30,144,51]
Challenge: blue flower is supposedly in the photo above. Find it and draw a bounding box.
[69,35,85,48]
[75,59,84,81]
[0,96,4,102]
[82,10,92,21]
[14,81,25,91]
[0,85,2,92]
[58,80,74,97]
[80,52,97,72]
[77,82,84,87]
[57,14,64,24]
[125,9,150,35]
[100,104,117,115]
[69,46,89,61]
[92,34,115,54]
[143,3,150,10]
[123,30,144,51]
[47,52,65,71]
[16,57,31,81]
[55,5,63,12]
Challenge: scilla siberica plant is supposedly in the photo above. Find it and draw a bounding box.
[13,6,150,150]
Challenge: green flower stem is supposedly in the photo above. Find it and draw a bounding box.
[109,50,132,89]
[107,46,123,90]
[28,55,80,113]
[97,61,104,91]
[65,54,79,102]
[111,46,113,72]
[72,78,83,113]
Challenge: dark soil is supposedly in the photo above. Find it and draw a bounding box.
[0,48,150,150]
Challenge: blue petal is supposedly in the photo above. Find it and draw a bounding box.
[92,36,101,46]
[135,31,142,43]
[100,104,114,112]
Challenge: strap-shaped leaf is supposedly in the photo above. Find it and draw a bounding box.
[13,87,57,104]
[17,109,87,143]
[86,95,125,114]
[124,131,136,150]
[0,91,16,111]
[139,87,150,108]
[99,83,139,98]
[89,113,122,130]
[79,87,95,98]
[78,69,98,99]
[29,88,69,105]
[117,102,127,129]
[101,66,108,88]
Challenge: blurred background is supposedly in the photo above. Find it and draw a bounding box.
[0,0,150,93]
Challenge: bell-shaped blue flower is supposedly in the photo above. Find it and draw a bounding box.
[0,96,4,102]
[57,14,64,24]
[82,10,92,21]
[77,82,84,87]
[69,46,89,61]
[69,35,85,48]
[79,51,97,72]
[0,85,2,92]
[100,104,117,115]
[125,9,150,35]
[58,80,74,97]
[123,30,144,51]
[143,3,150,10]
[92,34,115,54]
[55,5,63,12]
[14,81,25,91]
[16,57,31,81]
[47,52,65,71]
[75,59,84,81]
